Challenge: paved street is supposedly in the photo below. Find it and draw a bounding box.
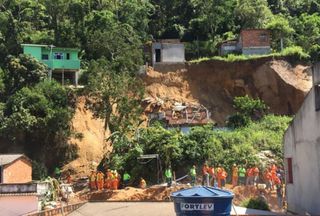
[69,202,279,216]
[69,202,175,216]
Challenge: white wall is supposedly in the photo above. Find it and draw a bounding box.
[152,43,185,65]
[0,195,39,216]
[284,63,320,214]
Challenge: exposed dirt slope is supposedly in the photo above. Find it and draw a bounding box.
[143,59,312,124]
[64,96,110,176]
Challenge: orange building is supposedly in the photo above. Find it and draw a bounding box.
[0,154,32,183]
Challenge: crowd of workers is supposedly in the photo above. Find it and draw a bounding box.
[88,162,284,207]
[185,162,284,207]
[190,162,284,191]
[89,169,147,191]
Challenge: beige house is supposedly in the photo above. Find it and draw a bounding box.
[0,154,32,183]
[283,62,320,214]
[0,154,39,215]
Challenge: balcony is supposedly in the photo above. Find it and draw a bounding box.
[41,60,80,70]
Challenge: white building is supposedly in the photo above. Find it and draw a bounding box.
[151,39,185,66]
[283,62,320,214]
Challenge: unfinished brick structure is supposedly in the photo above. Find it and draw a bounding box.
[239,29,271,55]
[219,29,271,56]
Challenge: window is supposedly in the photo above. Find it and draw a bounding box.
[54,52,63,60]
[66,53,70,60]
[259,34,267,42]
[286,158,293,184]
[42,54,49,60]
[315,84,320,111]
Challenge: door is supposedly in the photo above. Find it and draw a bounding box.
[0,166,2,183]
[155,49,161,62]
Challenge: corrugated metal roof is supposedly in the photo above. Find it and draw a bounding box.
[0,154,25,166]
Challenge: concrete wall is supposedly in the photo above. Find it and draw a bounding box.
[242,47,271,55]
[284,63,320,214]
[3,158,32,183]
[23,46,42,59]
[152,43,185,65]
[0,195,39,216]
[313,62,320,84]
[220,44,237,56]
[0,183,37,193]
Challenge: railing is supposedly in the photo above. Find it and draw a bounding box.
[41,60,80,70]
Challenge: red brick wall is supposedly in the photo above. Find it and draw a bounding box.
[3,158,32,183]
[240,29,270,48]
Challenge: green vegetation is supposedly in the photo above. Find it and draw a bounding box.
[190,46,310,63]
[241,197,270,210]
[0,0,310,175]
[105,97,291,184]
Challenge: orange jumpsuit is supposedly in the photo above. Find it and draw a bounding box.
[89,172,97,190]
[221,169,228,188]
[96,172,104,190]
[216,167,222,188]
[105,171,113,189]
[232,166,238,187]
[208,167,215,186]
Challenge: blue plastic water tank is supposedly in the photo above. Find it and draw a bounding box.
[171,186,234,216]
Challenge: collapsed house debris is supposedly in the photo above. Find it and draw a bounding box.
[143,97,212,127]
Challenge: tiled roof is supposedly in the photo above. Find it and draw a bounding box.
[0,154,26,166]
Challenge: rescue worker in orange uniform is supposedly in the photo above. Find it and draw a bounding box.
[271,165,278,189]
[274,176,283,208]
[264,169,273,192]
[96,171,105,190]
[246,167,253,185]
[208,165,215,187]
[105,169,113,189]
[202,162,210,186]
[112,170,119,190]
[89,171,97,190]
[140,178,146,189]
[253,166,260,186]
[221,168,228,188]
[232,164,238,188]
[216,166,223,188]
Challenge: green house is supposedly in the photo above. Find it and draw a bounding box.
[21,44,80,85]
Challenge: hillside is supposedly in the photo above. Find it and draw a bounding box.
[143,58,312,124]
[65,58,312,174]
[64,97,110,176]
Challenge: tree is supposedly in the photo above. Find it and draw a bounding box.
[87,24,143,69]
[4,54,47,96]
[0,67,5,98]
[227,95,268,128]
[235,0,274,28]
[1,80,76,169]
[291,13,320,52]
[266,15,294,51]
[189,0,236,38]
[86,58,144,136]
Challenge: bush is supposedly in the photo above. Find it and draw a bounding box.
[241,197,270,210]
[32,160,48,180]
[105,113,290,184]
[309,44,320,63]
[281,46,310,62]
